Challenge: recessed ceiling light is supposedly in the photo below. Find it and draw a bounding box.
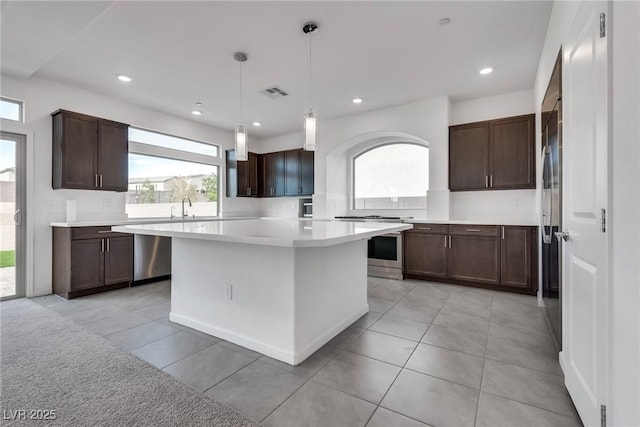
[252,122,262,127]
[192,110,202,116]
[352,98,363,104]
[116,74,132,82]
[479,67,493,75]
[438,18,450,26]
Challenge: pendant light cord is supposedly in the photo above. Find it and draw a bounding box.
[239,61,243,125]
[308,32,312,106]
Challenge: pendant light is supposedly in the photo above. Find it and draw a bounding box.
[303,22,318,151]
[234,52,248,161]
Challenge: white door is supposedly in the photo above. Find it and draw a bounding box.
[561,1,609,425]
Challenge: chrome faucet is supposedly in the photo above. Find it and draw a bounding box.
[171,205,176,219]
[182,197,192,219]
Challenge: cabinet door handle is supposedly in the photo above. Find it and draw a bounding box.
[448,235,452,248]
[502,226,505,239]
[465,229,482,232]
[97,230,111,234]
[95,174,99,188]
[101,238,104,252]
[444,236,447,248]
[107,238,110,252]
[99,174,103,188]
[418,227,432,230]
[485,175,489,188]
[489,175,493,187]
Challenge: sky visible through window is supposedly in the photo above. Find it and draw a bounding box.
[0,140,15,171]
[129,128,218,157]
[0,98,21,122]
[354,143,429,199]
[129,153,215,179]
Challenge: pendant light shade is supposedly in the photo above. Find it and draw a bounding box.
[303,22,318,151]
[234,52,248,161]
[235,125,248,161]
[304,107,317,151]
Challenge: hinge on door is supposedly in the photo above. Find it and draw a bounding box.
[600,13,606,38]
[601,208,606,232]
[601,404,606,427]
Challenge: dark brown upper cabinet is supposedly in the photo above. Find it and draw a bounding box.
[225,150,258,197]
[261,151,285,197]
[52,110,129,192]
[284,149,315,197]
[226,148,314,199]
[449,114,535,191]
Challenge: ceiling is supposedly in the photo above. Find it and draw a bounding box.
[1,1,552,138]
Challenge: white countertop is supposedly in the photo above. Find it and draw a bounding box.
[50,216,255,228]
[112,219,412,248]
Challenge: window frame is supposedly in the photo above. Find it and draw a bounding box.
[127,126,223,217]
[0,96,24,123]
[350,141,429,211]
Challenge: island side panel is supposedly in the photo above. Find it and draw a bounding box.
[292,239,369,364]
[169,237,296,363]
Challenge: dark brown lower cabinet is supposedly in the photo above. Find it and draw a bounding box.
[53,226,133,299]
[501,226,536,289]
[403,223,537,295]
[404,232,448,278]
[448,235,500,285]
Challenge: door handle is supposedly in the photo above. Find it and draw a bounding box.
[95,174,99,188]
[101,238,105,252]
[13,209,22,226]
[99,174,103,188]
[554,230,570,242]
[106,238,110,252]
[418,227,432,230]
[485,175,489,188]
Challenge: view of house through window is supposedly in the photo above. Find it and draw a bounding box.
[353,143,429,209]
[126,128,220,218]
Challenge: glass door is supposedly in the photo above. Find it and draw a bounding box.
[0,131,26,300]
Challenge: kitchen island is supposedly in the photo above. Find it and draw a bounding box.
[112,219,411,365]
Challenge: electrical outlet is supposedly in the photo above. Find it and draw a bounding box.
[225,284,233,301]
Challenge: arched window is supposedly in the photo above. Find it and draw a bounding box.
[353,143,429,210]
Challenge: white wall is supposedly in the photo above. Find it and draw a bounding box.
[610,1,640,425]
[449,89,537,222]
[0,74,260,296]
[450,89,535,125]
[258,97,450,219]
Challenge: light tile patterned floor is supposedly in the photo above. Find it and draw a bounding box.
[31,278,582,426]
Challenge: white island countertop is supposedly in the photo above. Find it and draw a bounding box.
[112,219,412,248]
[50,216,255,228]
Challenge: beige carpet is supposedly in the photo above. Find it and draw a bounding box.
[0,298,260,426]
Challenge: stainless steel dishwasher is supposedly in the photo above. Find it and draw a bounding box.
[133,235,171,284]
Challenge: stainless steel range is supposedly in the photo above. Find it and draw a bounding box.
[334,216,411,280]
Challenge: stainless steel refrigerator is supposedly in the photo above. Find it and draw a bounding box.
[541,52,562,349]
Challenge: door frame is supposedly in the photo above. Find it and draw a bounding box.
[0,120,34,298]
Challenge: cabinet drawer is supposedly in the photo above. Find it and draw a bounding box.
[71,226,126,240]
[406,224,448,234]
[449,225,499,237]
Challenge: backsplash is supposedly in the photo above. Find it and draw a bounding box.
[449,189,537,223]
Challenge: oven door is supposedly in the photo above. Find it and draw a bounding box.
[367,232,402,269]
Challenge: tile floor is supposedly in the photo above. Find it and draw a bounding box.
[31,278,582,427]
